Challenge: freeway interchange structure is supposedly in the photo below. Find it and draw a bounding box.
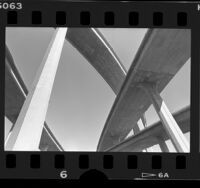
[5,28,190,152]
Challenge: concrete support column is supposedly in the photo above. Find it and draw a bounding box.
[132,124,140,135]
[156,136,170,152]
[141,114,154,152]
[140,83,189,153]
[5,28,67,151]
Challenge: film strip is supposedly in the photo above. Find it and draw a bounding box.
[0,0,200,180]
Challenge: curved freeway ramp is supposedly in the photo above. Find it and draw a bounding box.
[66,28,126,95]
[97,29,191,151]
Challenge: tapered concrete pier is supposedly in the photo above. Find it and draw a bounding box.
[140,83,189,152]
[5,28,67,151]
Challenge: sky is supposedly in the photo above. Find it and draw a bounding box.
[5,28,190,152]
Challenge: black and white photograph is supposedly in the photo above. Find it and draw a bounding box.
[5,27,190,152]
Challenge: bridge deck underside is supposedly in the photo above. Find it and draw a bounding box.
[97,29,190,151]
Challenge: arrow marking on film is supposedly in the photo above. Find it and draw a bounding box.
[141,173,157,178]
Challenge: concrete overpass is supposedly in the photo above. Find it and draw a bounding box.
[97,29,190,152]
[5,28,190,152]
[106,106,190,152]
[5,28,135,151]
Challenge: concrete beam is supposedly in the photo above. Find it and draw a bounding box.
[97,29,191,151]
[5,28,136,151]
[39,122,63,151]
[5,28,141,151]
[140,83,189,152]
[67,28,141,135]
[140,112,154,152]
[5,45,64,151]
[66,28,126,95]
[157,136,170,152]
[106,106,190,152]
[5,28,67,151]
[6,28,139,151]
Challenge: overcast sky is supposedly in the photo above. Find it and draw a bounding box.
[5,28,190,151]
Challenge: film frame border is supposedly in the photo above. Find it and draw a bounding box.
[0,1,199,180]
